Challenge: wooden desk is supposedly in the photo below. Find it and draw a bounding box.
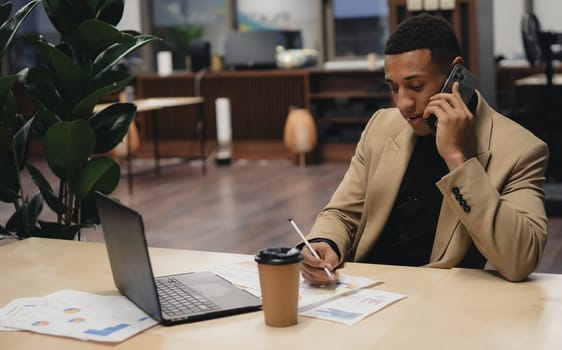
[514,73,562,86]
[1,238,561,349]
[95,97,206,193]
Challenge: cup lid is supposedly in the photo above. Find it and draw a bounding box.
[255,247,303,265]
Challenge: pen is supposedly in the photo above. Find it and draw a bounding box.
[288,218,334,279]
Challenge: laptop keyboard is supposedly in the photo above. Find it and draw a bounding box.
[156,277,220,316]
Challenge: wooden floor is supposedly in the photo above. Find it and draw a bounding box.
[2,157,561,274]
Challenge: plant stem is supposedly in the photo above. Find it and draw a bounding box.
[11,144,24,211]
[58,179,64,225]
[65,181,73,227]
[76,204,81,241]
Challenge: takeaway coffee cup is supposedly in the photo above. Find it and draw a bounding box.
[255,247,303,327]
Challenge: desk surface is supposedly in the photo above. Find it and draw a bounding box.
[514,73,562,86]
[1,238,561,350]
[94,96,204,113]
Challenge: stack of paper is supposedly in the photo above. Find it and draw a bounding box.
[206,259,407,325]
[300,289,406,325]
[0,290,157,342]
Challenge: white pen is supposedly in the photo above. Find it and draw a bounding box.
[288,218,334,279]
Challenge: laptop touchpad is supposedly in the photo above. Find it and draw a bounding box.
[192,283,232,298]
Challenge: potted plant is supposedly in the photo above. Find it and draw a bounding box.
[0,0,42,239]
[0,0,158,240]
[162,23,202,70]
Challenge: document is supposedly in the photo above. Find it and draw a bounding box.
[206,259,378,309]
[208,260,378,309]
[298,274,380,311]
[206,259,407,325]
[299,289,407,325]
[0,290,157,342]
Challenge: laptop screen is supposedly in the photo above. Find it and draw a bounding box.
[95,192,163,322]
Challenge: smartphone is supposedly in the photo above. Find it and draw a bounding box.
[426,64,477,131]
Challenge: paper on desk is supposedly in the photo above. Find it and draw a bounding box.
[205,259,379,311]
[0,290,157,342]
[300,289,407,325]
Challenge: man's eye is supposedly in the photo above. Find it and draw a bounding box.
[411,85,423,92]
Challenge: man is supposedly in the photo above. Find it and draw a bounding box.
[301,14,549,284]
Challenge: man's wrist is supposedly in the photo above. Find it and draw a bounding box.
[305,238,341,260]
[444,152,467,171]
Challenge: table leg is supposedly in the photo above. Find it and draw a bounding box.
[197,103,206,175]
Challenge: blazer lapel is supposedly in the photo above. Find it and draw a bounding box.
[355,127,417,259]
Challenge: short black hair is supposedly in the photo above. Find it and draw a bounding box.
[384,13,462,71]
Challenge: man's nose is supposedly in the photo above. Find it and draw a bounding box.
[395,91,415,111]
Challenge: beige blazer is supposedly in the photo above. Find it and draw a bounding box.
[308,93,549,282]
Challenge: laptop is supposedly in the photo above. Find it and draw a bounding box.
[95,192,262,326]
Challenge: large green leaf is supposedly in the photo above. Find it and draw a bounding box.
[0,124,22,203]
[0,75,17,104]
[27,163,66,216]
[43,0,94,39]
[0,224,15,239]
[73,19,132,59]
[0,3,12,25]
[33,109,61,138]
[89,102,135,153]
[93,34,159,79]
[55,42,74,58]
[75,195,100,225]
[5,192,43,238]
[23,33,56,62]
[0,0,41,58]
[0,77,18,130]
[73,156,119,203]
[90,0,124,26]
[48,46,88,106]
[72,70,131,119]
[90,69,131,92]
[0,126,10,154]
[0,189,18,203]
[24,67,67,120]
[12,116,34,170]
[0,90,17,130]
[0,156,19,202]
[44,119,95,180]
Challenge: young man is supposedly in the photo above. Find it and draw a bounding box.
[301,14,549,284]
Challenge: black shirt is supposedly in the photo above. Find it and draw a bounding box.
[363,136,448,266]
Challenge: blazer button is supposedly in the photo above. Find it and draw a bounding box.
[455,193,462,200]
[459,199,467,206]
[452,187,460,194]
[463,205,471,213]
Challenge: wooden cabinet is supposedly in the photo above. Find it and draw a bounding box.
[133,69,392,161]
[136,70,308,142]
[307,69,392,161]
[134,70,308,159]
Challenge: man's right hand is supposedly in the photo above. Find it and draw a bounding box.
[300,242,339,285]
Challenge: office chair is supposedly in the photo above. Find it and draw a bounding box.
[521,12,562,210]
[521,12,562,86]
